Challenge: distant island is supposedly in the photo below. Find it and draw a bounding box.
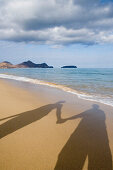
[0,61,53,69]
[61,65,77,68]
[0,61,78,69]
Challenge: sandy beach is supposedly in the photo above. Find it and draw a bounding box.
[0,79,113,170]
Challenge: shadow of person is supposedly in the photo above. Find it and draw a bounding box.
[55,104,112,170]
[0,101,65,139]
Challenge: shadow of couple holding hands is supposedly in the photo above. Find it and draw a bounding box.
[0,101,112,170]
[55,103,112,170]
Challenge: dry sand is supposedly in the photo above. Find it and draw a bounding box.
[0,79,113,170]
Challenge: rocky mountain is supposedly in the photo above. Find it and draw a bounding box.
[0,61,16,68]
[17,60,53,68]
[61,65,77,68]
[16,60,37,68]
[0,61,53,68]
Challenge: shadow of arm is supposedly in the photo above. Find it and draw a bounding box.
[56,104,63,123]
[57,112,83,124]
[66,113,83,120]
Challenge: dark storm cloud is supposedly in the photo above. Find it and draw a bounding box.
[0,0,113,45]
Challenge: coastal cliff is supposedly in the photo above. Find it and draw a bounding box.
[0,61,53,69]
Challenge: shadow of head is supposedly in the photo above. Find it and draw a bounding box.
[55,101,65,104]
[92,104,99,109]
[55,101,66,106]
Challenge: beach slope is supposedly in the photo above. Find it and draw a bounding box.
[0,80,113,170]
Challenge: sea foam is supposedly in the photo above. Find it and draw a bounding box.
[0,73,113,107]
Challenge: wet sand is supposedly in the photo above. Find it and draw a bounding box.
[0,79,113,170]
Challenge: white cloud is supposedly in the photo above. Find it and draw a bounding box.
[0,0,113,45]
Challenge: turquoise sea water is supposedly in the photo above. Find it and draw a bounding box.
[0,68,113,106]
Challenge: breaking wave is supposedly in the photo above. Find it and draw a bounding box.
[0,73,113,107]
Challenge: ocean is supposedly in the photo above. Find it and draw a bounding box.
[0,68,113,107]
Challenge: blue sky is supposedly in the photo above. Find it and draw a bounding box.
[0,41,113,68]
[0,0,113,68]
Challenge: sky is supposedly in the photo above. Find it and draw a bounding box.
[0,0,113,68]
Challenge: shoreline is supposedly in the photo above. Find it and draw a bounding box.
[0,79,113,170]
[0,73,113,107]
